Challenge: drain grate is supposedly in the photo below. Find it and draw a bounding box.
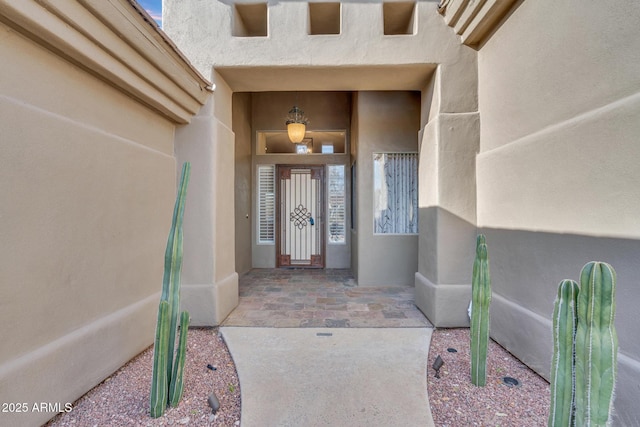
[316,332,333,337]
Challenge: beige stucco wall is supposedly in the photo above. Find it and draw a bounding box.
[175,73,239,326]
[414,60,480,326]
[0,22,174,427]
[233,92,253,275]
[0,1,210,424]
[477,1,640,424]
[355,91,421,286]
[163,0,476,98]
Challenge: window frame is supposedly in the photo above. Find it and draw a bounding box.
[327,164,346,244]
[372,152,419,235]
[257,164,276,244]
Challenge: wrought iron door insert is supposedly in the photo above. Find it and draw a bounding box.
[277,166,324,267]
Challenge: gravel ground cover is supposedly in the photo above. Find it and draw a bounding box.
[428,328,550,427]
[46,328,241,427]
[46,327,550,426]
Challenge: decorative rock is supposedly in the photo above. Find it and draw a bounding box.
[208,392,221,414]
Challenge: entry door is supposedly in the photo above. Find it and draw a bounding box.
[278,166,324,268]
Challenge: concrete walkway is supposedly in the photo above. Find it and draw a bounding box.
[221,327,435,427]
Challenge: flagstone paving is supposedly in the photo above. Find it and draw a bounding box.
[222,268,432,328]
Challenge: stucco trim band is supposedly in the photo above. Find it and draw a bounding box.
[0,293,158,426]
[181,272,239,327]
[489,292,552,380]
[414,272,471,327]
[0,0,211,124]
[438,0,519,46]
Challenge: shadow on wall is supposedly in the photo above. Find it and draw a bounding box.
[481,227,640,427]
[414,205,640,425]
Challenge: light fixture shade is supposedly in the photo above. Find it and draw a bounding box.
[287,122,306,143]
[286,105,308,143]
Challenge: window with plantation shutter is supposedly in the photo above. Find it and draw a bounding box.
[328,165,346,244]
[257,165,275,244]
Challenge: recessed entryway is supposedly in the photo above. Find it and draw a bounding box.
[222,269,432,327]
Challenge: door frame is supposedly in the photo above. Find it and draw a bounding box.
[276,164,325,268]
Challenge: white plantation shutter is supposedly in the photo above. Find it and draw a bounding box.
[328,165,346,243]
[257,165,275,243]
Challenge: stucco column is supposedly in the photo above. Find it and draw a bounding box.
[175,75,238,326]
[415,66,479,327]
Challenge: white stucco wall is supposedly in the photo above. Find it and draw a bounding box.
[476,1,640,424]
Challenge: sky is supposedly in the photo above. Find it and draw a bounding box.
[136,0,162,27]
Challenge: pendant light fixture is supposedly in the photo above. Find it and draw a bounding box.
[286,105,308,143]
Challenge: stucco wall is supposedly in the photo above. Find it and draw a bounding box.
[414,62,480,326]
[355,91,421,286]
[0,0,211,423]
[175,74,239,326]
[163,0,476,100]
[233,92,253,275]
[0,23,174,426]
[477,1,640,424]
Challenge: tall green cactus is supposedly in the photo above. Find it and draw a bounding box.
[549,279,579,427]
[470,234,491,387]
[150,162,191,418]
[163,162,190,382]
[575,262,618,427]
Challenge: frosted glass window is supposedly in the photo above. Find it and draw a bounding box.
[328,165,346,243]
[373,153,418,234]
[322,144,334,153]
[257,165,275,243]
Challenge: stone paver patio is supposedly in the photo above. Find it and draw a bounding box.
[222,268,432,328]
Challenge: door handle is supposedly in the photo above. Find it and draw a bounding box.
[309,217,314,226]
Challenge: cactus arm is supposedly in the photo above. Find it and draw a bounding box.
[549,279,579,427]
[470,235,491,387]
[162,162,190,300]
[575,262,618,427]
[169,311,190,407]
[150,301,170,418]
